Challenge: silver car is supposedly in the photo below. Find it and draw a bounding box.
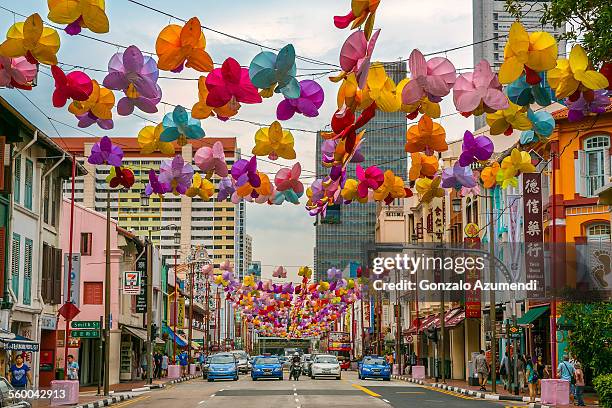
[0,377,31,407]
[230,350,251,374]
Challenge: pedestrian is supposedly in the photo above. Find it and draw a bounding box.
[8,354,31,390]
[154,352,163,379]
[517,354,526,393]
[140,350,148,380]
[536,355,548,395]
[500,352,509,390]
[557,355,575,404]
[525,356,538,403]
[161,353,169,377]
[67,354,79,381]
[475,349,489,391]
[178,350,189,377]
[574,362,585,406]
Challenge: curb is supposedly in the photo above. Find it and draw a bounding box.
[75,394,134,408]
[390,375,540,403]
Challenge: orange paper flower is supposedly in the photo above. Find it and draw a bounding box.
[155,17,214,73]
[405,115,448,154]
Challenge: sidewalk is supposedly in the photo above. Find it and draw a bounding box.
[391,375,599,407]
[30,375,199,408]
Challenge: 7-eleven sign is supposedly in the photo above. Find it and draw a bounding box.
[123,271,141,295]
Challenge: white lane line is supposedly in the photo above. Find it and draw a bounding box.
[198,401,206,405]
[219,389,224,392]
[382,399,390,403]
[295,398,299,403]
[210,394,215,398]
[293,392,297,396]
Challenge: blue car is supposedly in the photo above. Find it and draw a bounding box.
[251,356,283,381]
[358,355,391,381]
[207,353,239,382]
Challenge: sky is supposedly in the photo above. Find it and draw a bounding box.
[0,0,476,281]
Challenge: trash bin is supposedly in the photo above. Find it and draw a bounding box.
[56,368,65,380]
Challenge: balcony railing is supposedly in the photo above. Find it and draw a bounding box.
[586,175,605,197]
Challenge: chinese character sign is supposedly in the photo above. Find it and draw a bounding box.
[522,173,545,299]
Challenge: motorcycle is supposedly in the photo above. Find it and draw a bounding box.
[290,362,301,381]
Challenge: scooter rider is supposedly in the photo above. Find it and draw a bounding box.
[290,352,301,380]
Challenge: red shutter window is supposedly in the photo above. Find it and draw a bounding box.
[83,282,103,305]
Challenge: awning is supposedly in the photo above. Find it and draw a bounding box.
[517,306,549,325]
[418,315,439,333]
[122,326,148,342]
[0,333,39,352]
[162,326,187,347]
[445,309,465,328]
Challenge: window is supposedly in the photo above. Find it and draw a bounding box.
[11,234,20,299]
[43,176,50,224]
[23,238,32,305]
[80,233,92,256]
[587,223,611,242]
[24,159,33,210]
[581,135,610,196]
[41,243,63,304]
[13,156,20,203]
[84,282,103,304]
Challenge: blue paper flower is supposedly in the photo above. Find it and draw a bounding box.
[160,105,205,146]
[505,73,554,107]
[520,109,555,145]
[249,44,300,99]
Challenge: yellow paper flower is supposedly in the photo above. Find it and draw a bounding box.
[480,162,500,189]
[69,79,114,120]
[47,0,109,34]
[405,115,448,154]
[364,63,400,112]
[374,170,407,203]
[409,153,439,181]
[486,102,532,135]
[498,22,558,84]
[236,172,273,198]
[501,148,536,180]
[341,178,368,203]
[243,275,255,287]
[547,44,610,99]
[396,78,441,118]
[252,121,296,160]
[186,173,214,200]
[415,176,444,204]
[497,167,518,189]
[298,266,312,279]
[191,76,240,120]
[137,123,175,155]
[0,13,60,65]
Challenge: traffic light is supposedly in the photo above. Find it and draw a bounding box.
[426,327,438,342]
[152,324,158,340]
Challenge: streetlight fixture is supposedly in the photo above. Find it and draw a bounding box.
[173,231,181,245]
[452,198,462,213]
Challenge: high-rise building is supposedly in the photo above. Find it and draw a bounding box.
[314,61,408,281]
[56,138,241,269]
[244,234,252,277]
[472,0,565,129]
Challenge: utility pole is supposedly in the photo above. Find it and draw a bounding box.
[173,249,178,364]
[64,155,76,378]
[204,278,210,355]
[438,228,446,383]
[188,263,194,360]
[104,189,111,395]
[146,233,153,384]
[489,190,497,393]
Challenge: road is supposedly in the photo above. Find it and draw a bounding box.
[118,371,531,408]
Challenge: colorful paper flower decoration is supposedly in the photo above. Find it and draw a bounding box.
[356,165,384,198]
[103,45,162,115]
[505,73,553,107]
[341,178,367,204]
[186,173,214,200]
[158,155,194,196]
[137,123,174,155]
[298,266,313,279]
[415,176,444,204]
[231,157,261,188]
[408,153,439,181]
[275,163,304,195]
[547,45,609,99]
[520,109,555,144]
[441,162,477,190]
[144,169,170,196]
[194,141,228,178]
[336,73,368,112]
[402,49,456,105]
[235,172,272,202]
[249,44,300,99]
[51,65,93,108]
[498,22,558,85]
[160,105,205,146]
[252,121,296,161]
[206,57,262,107]
[334,0,380,40]
[155,17,213,73]
[323,102,376,156]
[192,76,240,120]
[453,60,508,115]
[364,63,400,112]
[0,56,37,89]
[374,170,411,204]
[396,79,441,119]
[501,149,536,182]
[47,0,109,35]
[87,136,123,166]
[565,89,610,122]
[272,188,303,205]
[272,266,288,279]
[69,79,114,129]
[458,130,493,167]
[486,102,532,136]
[0,13,60,65]
[107,166,135,189]
[405,115,448,154]
[217,177,236,201]
[276,80,324,120]
[327,267,343,281]
[333,29,380,89]
[480,162,500,189]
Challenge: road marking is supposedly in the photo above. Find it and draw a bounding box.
[396,391,425,394]
[198,401,206,405]
[112,395,150,408]
[351,383,381,397]
[382,399,390,403]
[210,394,215,398]
[293,392,298,396]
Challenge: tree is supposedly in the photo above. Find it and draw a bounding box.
[559,302,612,379]
[505,0,612,67]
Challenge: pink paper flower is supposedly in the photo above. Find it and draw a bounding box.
[205,57,262,108]
[0,56,37,89]
[51,65,93,108]
[194,141,228,178]
[274,162,304,194]
[402,48,456,105]
[356,164,384,198]
[453,60,509,114]
[339,29,380,89]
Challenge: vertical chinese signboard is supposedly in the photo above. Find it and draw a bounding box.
[523,174,545,299]
[135,250,147,313]
[464,223,481,318]
[63,253,81,306]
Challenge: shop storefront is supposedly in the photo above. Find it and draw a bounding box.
[0,329,39,379]
[120,326,147,381]
[39,314,58,387]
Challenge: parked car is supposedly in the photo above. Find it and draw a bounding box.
[251,356,283,381]
[358,355,391,381]
[301,354,312,375]
[338,356,351,371]
[0,377,31,407]
[206,353,239,382]
[230,350,251,373]
[310,354,341,380]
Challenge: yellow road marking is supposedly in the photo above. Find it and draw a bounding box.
[112,395,150,408]
[423,386,477,400]
[351,383,381,397]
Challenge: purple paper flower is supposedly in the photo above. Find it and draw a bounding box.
[566,90,610,122]
[144,169,171,196]
[458,130,494,167]
[441,162,477,190]
[76,112,114,130]
[327,267,343,281]
[231,157,261,187]
[276,80,324,121]
[158,155,194,195]
[321,139,364,166]
[87,136,123,166]
[217,177,236,201]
